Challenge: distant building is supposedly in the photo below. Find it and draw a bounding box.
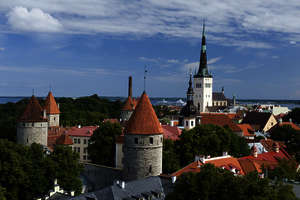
[242,112,277,132]
[123,91,163,181]
[17,95,48,146]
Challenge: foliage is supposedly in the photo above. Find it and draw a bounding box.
[270,125,300,162]
[0,140,83,200]
[166,164,297,200]
[153,105,179,119]
[176,124,250,166]
[284,107,300,124]
[88,121,122,167]
[267,158,298,181]
[162,139,181,174]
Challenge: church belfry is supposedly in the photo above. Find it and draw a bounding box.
[193,22,213,112]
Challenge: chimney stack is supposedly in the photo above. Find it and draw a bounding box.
[251,145,258,158]
[128,76,132,98]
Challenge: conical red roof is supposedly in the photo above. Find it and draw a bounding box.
[125,92,163,135]
[44,92,60,114]
[122,96,135,111]
[19,95,47,122]
[56,134,73,145]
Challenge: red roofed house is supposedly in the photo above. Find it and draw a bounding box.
[237,124,255,140]
[200,113,242,134]
[122,91,163,180]
[161,125,182,141]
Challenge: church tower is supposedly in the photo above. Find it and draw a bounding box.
[123,91,163,181]
[193,22,213,112]
[44,91,60,127]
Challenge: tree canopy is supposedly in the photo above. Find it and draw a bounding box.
[166,164,297,200]
[88,121,122,167]
[0,140,83,200]
[176,124,250,166]
[284,107,300,124]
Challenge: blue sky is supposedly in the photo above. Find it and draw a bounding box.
[0,1,300,99]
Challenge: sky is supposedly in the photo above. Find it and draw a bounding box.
[0,1,300,99]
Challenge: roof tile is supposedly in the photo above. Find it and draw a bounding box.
[44,92,60,114]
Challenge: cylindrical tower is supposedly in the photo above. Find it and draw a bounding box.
[17,95,48,146]
[123,91,163,181]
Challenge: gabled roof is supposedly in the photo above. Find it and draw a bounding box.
[212,92,227,101]
[200,113,242,132]
[125,92,163,135]
[122,96,135,111]
[44,91,60,114]
[19,95,47,122]
[242,112,272,131]
[161,125,182,141]
[56,134,73,145]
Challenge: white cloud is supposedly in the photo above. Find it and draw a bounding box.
[2,1,300,47]
[167,59,179,64]
[207,56,222,64]
[290,41,296,44]
[0,47,4,51]
[182,56,222,72]
[139,57,160,63]
[7,7,63,32]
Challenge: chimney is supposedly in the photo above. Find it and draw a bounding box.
[273,142,280,153]
[251,145,258,158]
[279,118,282,124]
[128,76,132,98]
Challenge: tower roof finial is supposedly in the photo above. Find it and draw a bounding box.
[202,19,205,37]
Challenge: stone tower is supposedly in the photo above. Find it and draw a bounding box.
[120,76,135,122]
[44,91,60,127]
[123,91,163,181]
[193,22,213,112]
[17,95,48,146]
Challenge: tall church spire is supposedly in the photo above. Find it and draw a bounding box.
[195,21,211,78]
[187,73,194,102]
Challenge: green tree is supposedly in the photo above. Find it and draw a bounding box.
[270,125,300,162]
[284,107,300,124]
[166,164,297,200]
[268,158,298,181]
[162,139,181,174]
[88,121,122,167]
[176,124,250,166]
[50,145,83,195]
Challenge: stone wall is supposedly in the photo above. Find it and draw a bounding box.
[123,134,163,181]
[17,122,48,146]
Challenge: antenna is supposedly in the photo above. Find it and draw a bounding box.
[144,65,148,92]
[32,88,34,96]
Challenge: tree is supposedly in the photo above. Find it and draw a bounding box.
[88,121,122,167]
[166,164,297,200]
[284,107,300,124]
[50,145,84,195]
[176,124,250,166]
[270,125,300,162]
[267,158,298,181]
[162,139,181,174]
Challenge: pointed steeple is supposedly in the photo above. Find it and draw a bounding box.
[19,95,47,122]
[195,21,212,78]
[187,73,194,102]
[44,91,60,114]
[125,91,163,135]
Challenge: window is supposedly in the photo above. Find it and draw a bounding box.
[83,155,87,160]
[149,165,152,173]
[84,147,88,153]
[150,137,153,144]
[205,83,211,88]
[196,83,202,88]
[134,138,138,144]
[77,147,80,153]
[191,121,194,126]
[74,138,77,144]
[84,139,87,144]
[78,138,81,144]
[185,121,188,127]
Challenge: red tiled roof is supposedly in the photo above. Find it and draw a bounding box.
[278,122,300,130]
[239,150,289,163]
[162,125,182,141]
[125,92,163,135]
[171,156,244,177]
[237,124,255,137]
[259,138,286,152]
[56,134,73,145]
[44,92,60,114]
[200,113,242,132]
[65,126,98,137]
[122,96,135,111]
[19,95,47,122]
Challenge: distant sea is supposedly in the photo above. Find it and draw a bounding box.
[0,96,300,109]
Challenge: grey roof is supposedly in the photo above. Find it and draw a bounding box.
[47,193,71,200]
[212,92,227,101]
[68,176,165,200]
